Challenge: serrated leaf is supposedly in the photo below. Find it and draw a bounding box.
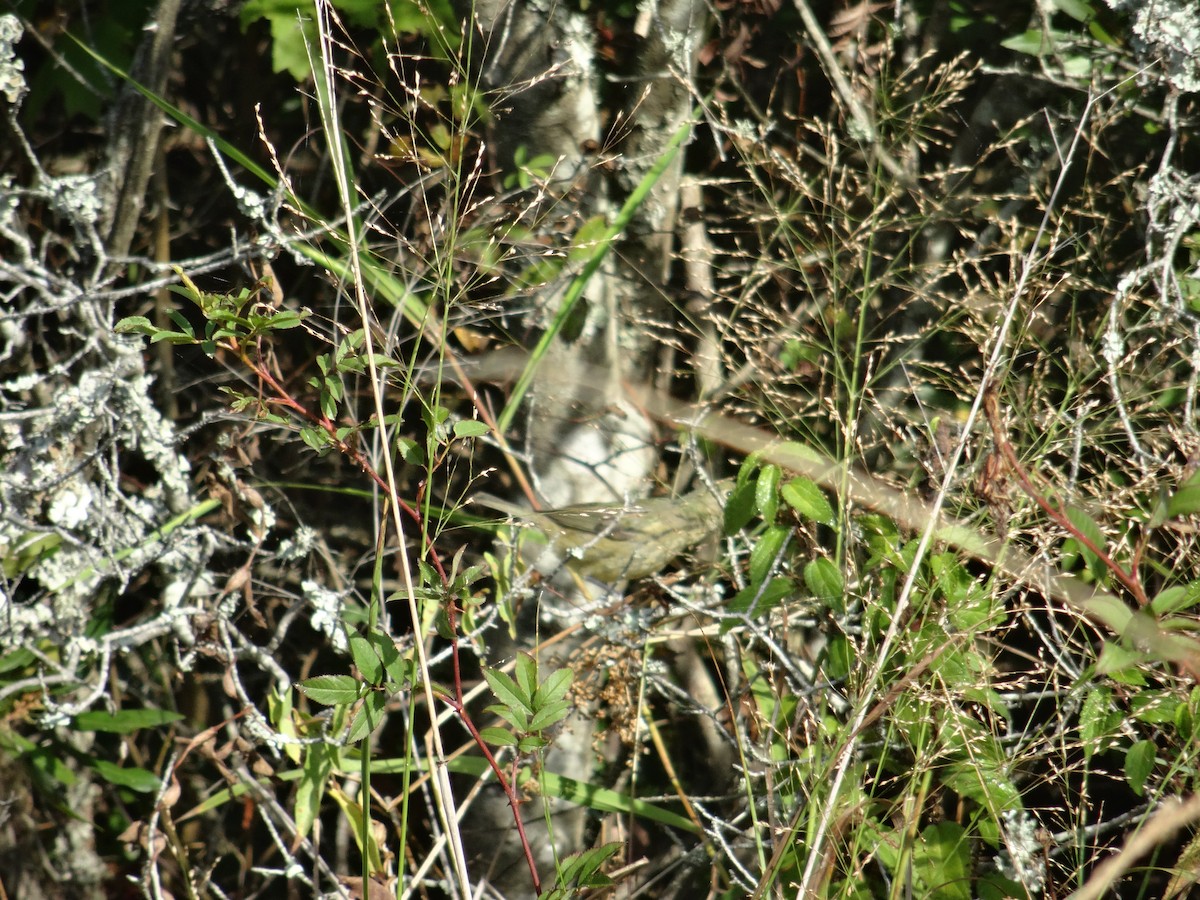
[345,691,388,744]
[348,633,383,685]
[365,629,407,686]
[553,842,621,890]
[480,726,517,746]
[534,667,574,707]
[514,655,538,700]
[486,703,531,732]
[528,699,573,733]
[484,668,533,716]
[781,477,835,525]
[394,437,424,465]
[298,674,360,706]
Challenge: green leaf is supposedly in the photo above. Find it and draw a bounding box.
[781,477,835,525]
[725,576,794,619]
[913,822,971,900]
[513,654,538,701]
[1001,29,1056,57]
[269,309,308,329]
[453,419,489,439]
[0,648,35,674]
[299,674,360,706]
[548,842,621,895]
[296,742,337,838]
[486,702,530,732]
[345,691,388,744]
[1080,685,1119,760]
[1151,582,1200,616]
[1050,0,1094,21]
[528,699,573,733]
[1124,739,1156,796]
[2,532,63,578]
[724,477,758,533]
[534,667,574,707]
[148,330,196,345]
[394,437,424,465]
[300,426,330,452]
[484,668,533,717]
[365,628,408,687]
[1168,469,1200,518]
[165,308,195,336]
[1096,641,1147,686]
[825,633,853,680]
[943,755,1021,814]
[804,557,844,613]
[114,315,154,334]
[748,525,789,585]
[568,215,612,261]
[89,759,161,793]
[480,726,517,746]
[517,734,550,753]
[349,633,383,685]
[1065,507,1105,575]
[74,708,184,734]
[756,464,781,525]
[1130,691,1178,725]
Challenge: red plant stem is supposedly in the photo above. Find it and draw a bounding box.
[239,338,544,888]
[984,390,1148,607]
[235,340,447,583]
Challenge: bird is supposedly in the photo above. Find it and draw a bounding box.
[471,478,732,582]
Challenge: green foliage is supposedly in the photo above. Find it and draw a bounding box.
[541,842,623,899]
[15,0,1200,894]
[240,0,459,81]
[8,0,157,121]
[482,654,574,754]
[116,269,309,356]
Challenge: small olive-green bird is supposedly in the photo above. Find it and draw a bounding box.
[473,479,732,582]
